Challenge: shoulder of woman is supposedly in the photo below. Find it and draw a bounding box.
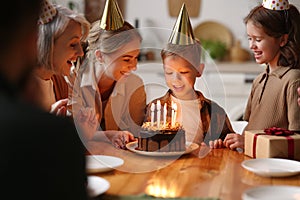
[127,73,144,82]
[120,73,144,88]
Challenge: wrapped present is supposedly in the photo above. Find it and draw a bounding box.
[244,128,300,161]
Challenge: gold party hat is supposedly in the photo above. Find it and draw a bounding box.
[100,0,124,31]
[168,3,195,45]
[262,0,290,10]
[38,0,57,25]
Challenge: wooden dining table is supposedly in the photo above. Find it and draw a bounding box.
[86,141,300,200]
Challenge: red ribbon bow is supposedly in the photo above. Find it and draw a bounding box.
[264,127,294,136]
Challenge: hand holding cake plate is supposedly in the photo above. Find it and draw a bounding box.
[126,141,199,157]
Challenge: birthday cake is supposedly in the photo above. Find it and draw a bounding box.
[137,122,186,152]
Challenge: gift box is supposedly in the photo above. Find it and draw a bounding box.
[244,129,300,161]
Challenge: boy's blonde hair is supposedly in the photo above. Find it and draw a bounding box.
[161,42,202,71]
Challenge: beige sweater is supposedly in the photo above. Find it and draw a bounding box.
[244,66,300,131]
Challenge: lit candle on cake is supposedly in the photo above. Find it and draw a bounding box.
[150,103,155,126]
[156,100,161,128]
[173,103,177,126]
[171,101,175,127]
[163,103,167,127]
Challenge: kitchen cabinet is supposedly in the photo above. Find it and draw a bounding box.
[134,61,265,121]
[53,0,126,23]
[201,61,264,120]
[168,0,201,17]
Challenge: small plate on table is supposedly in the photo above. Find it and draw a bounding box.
[87,176,110,198]
[126,141,199,157]
[241,158,300,177]
[242,185,300,200]
[86,155,124,174]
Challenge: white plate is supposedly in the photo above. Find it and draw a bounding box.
[126,141,199,157]
[86,155,124,173]
[241,158,300,177]
[242,185,300,200]
[87,176,110,198]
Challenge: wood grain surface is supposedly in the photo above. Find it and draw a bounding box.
[86,141,300,200]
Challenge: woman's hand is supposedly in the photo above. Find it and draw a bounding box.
[223,133,244,150]
[50,98,68,116]
[105,131,136,149]
[74,107,99,141]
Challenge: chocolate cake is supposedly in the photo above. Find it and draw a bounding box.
[137,122,186,152]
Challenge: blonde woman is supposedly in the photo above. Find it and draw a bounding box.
[70,0,146,146]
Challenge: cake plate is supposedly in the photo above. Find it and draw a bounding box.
[126,141,199,157]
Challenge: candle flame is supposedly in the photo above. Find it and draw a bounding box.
[157,100,161,110]
[173,103,177,111]
[151,103,155,111]
[163,103,167,126]
[171,101,177,110]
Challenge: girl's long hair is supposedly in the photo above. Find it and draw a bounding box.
[244,4,300,69]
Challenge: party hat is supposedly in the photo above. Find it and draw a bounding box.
[168,3,195,45]
[262,0,290,10]
[100,0,124,31]
[38,0,57,24]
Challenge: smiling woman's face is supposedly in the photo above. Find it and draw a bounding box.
[100,38,141,81]
[53,20,84,76]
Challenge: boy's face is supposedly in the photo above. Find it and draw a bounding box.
[163,56,201,100]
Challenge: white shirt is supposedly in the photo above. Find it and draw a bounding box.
[70,61,146,134]
[171,96,203,143]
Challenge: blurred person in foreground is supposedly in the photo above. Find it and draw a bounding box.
[0,0,88,199]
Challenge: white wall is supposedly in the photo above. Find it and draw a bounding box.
[52,0,300,50]
[124,0,300,49]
